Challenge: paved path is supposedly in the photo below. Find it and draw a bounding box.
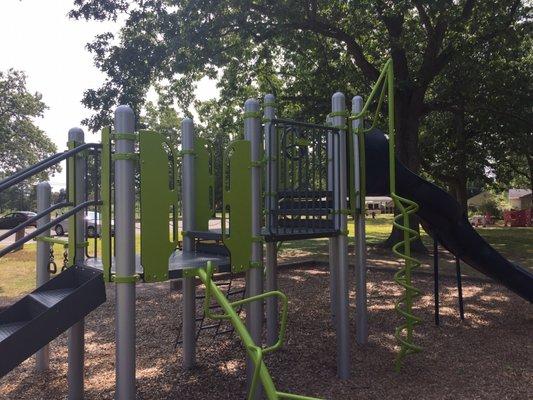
[0,227,37,246]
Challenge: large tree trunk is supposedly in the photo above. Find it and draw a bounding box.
[526,153,533,199]
[452,107,468,214]
[382,88,427,253]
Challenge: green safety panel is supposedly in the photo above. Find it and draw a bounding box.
[347,127,357,217]
[139,130,180,282]
[67,139,76,268]
[100,126,113,281]
[222,140,253,273]
[194,137,215,231]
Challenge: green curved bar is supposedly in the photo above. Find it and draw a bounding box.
[351,59,422,370]
[195,262,322,400]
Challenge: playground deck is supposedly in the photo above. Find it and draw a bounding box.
[85,250,232,279]
[0,263,530,400]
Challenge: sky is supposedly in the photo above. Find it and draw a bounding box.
[0,0,216,190]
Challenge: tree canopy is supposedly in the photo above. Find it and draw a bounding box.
[0,69,58,211]
[0,69,57,176]
[70,0,532,231]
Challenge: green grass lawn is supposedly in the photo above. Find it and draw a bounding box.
[1,215,531,299]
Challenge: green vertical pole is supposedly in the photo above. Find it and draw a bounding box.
[101,127,112,282]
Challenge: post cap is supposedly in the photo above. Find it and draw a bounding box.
[68,127,84,142]
[244,98,260,111]
[114,105,135,133]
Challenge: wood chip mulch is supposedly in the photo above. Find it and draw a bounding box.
[0,264,531,399]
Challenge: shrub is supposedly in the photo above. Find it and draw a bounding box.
[479,199,502,219]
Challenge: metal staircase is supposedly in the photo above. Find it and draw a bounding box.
[0,265,106,377]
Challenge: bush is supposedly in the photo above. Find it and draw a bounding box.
[479,199,502,219]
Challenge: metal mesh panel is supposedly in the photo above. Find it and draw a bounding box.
[266,119,340,240]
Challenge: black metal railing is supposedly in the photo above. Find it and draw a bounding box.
[0,200,101,258]
[0,142,104,261]
[267,119,339,239]
[0,143,101,192]
[0,202,71,242]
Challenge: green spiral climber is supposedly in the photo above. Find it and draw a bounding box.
[352,58,423,370]
[391,193,422,371]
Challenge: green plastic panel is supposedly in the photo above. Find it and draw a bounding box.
[222,140,253,273]
[139,130,180,282]
[67,140,76,268]
[194,137,215,231]
[100,126,113,281]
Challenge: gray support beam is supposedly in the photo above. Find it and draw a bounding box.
[352,96,368,345]
[35,181,51,372]
[181,118,197,369]
[244,98,263,399]
[264,94,278,346]
[114,107,137,400]
[327,116,338,326]
[332,92,350,379]
[67,127,86,399]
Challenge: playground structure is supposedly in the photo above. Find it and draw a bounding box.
[0,60,532,400]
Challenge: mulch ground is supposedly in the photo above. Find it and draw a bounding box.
[0,262,531,400]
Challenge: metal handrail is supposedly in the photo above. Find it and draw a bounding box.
[271,118,335,131]
[0,143,102,192]
[0,202,72,242]
[0,200,101,258]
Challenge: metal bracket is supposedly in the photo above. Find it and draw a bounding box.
[112,274,141,284]
[112,153,139,161]
[111,133,138,141]
[249,261,263,269]
[243,111,262,119]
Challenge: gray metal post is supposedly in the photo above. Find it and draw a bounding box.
[114,106,137,400]
[352,95,368,344]
[67,127,86,399]
[35,181,51,372]
[245,98,263,398]
[332,92,350,379]
[327,116,338,326]
[264,94,278,346]
[181,118,197,369]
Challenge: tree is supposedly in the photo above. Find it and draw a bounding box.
[482,36,532,196]
[0,69,58,211]
[70,0,529,248]
[420,6,532,210]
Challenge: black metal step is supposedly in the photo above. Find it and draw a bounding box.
[0,322,27,342]
[277,219,335,229]
[274,208,332,216]
[262,227,338,242]
[195,242,229,256]
[187,229,223,241]
[278,200,333,209]
[29,288,75,308]
[277,190,332,198]
[0,266,106,377]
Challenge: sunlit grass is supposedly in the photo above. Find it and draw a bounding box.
[1,214,531,299]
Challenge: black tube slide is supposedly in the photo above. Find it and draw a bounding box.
[364,128,533,302]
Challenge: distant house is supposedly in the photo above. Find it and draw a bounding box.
[467,191,495,209]
[509,189,532,210]
[365,196,394,214]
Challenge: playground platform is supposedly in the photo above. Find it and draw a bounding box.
[85,250,232,280]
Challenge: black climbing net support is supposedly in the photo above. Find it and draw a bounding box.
[175,272,246,347]
[265,119,341,241]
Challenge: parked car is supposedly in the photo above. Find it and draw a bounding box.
[0,211,37,229]
[54,211,114,237]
